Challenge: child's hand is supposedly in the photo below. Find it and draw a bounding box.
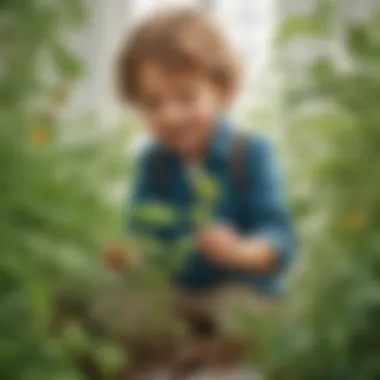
[199,227,278,272]
[104,245,139,272]
[198,225,240,268]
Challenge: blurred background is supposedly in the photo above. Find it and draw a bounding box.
[1,0,380,379]
[69,0,274,121]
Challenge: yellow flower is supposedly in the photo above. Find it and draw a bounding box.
[30,127,51,147]
[344,211,367,230]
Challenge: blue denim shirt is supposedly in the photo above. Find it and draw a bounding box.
[127,119,295,296]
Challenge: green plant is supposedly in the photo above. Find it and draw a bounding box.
[0,1,127,378]
[256,1,380,379]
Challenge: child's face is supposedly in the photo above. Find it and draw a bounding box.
[136,61,221,156]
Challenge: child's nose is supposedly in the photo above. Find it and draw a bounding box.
[161,103,184,126]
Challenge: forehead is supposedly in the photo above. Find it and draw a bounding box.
[136,60,204,95]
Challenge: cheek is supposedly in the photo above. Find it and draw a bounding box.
[187,95,218,130]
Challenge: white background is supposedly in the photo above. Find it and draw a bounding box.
[69,0,275,122]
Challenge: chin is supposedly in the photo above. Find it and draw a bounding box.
[167,138,200,157]
[169,139,189,151]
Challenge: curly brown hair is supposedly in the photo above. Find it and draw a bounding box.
[115,8,241,103]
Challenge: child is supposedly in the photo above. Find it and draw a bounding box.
[111,7,295,376]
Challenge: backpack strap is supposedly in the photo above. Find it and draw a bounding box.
[229,131,250,191]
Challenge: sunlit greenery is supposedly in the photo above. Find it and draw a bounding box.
[1,0,380,379]
[0,1,127,379]
[256,2,380,379]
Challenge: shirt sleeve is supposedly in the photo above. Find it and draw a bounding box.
[245,135,296,271]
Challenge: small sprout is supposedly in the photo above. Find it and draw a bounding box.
[62,321,90,352]
[191,205,212,227]
[129,202,178,226]
[95,342,125,376]
[188,166,220,202]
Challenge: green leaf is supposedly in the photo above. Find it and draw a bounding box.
[310,58,334,80]
[129,202,178,226]
[51,43,83,80]
[190,205,212,227]
[62,322,90,352]
[94,343,124,376]
[173,234,196,256]
[188,167,219,202]
[346,25,374,57]
[275,15,328,46]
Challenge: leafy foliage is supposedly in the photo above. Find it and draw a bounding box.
[258,2,380,379]
[0,1,128,379]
